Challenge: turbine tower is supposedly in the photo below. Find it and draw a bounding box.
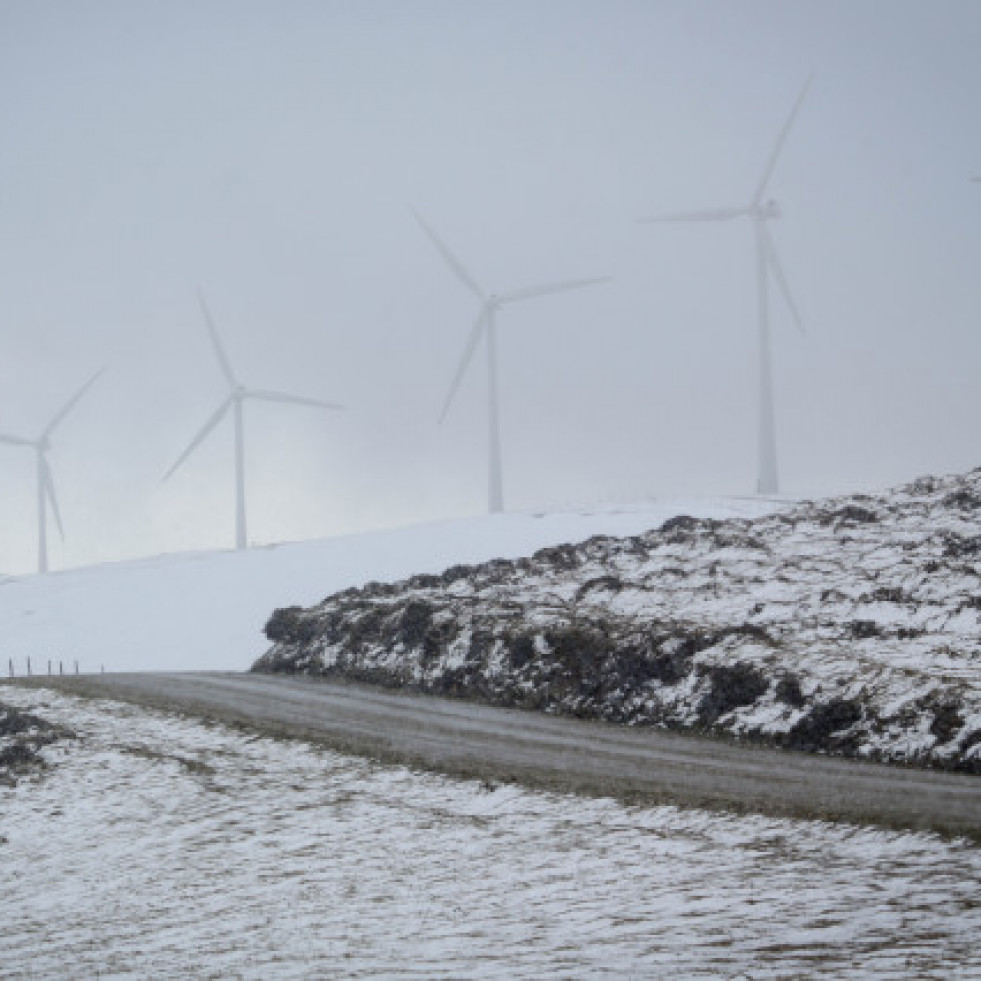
[164,291,343,550]
[0,369,103,574]
[414,212,610,513]
[643,79,812,496]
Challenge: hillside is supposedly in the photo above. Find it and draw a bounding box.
[254,469,981,772]
[0,499,774,674]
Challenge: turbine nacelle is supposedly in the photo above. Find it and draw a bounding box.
[754,200,782,221]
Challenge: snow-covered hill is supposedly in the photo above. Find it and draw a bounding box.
[0,498,776,675]
[255,469,981,772]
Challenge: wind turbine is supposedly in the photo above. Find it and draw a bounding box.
[0,369,103,574]
[414,211,610,513]
[642,79,812,496]
[164,291,343,550]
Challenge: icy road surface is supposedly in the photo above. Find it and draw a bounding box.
[26,671,981,839]
[2,689,980,978]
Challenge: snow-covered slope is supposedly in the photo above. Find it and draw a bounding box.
[0,499,777,675]
[4,685,979,977]
[256,469,981,771]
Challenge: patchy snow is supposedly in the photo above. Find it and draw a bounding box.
[2,686,979,977]
[0,498,777,674]
[257,468,981,769]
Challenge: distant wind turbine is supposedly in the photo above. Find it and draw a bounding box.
[0,369,103,574]
[164,291,343,550]
[414,211,611,513]
[642,78,812,496]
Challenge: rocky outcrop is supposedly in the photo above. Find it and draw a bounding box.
[253,468,981,772]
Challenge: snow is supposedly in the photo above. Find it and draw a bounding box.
[2,686,979,977]
[0,499,778,674]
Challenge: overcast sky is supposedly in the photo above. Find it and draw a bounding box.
[1,0,979,573]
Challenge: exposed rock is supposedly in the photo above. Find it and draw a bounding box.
[697,663,769,727]
[782,699,864,754]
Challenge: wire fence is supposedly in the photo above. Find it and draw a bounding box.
[7,657,104,678]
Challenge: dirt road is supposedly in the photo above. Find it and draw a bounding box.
[10,671,980,839]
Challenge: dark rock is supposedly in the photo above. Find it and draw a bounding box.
[532,543,581,572]
[264,606,317,645]
[543,625,607,680]
[775,673,805,707]
[929,701,964,744]
[850,620,882,639]
[819,505,879,527]
[697,662,769,726]
[943,489,981,511]
[0,743,38,769]
[783,698,863,752]
[942,534,981,559]
[508,633,536,670]
[396,600,434,647]
[575,575,624,601]
[659,515,701,533]
[868,586,908,604]
[439,564,476,586]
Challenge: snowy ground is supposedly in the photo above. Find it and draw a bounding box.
[0,499,777,674]
[2,686,979,978]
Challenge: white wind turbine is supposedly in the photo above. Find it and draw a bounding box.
[164,291,343,550]
[643,79,812,496]
[0,369,103,574]
[414,212,611,513]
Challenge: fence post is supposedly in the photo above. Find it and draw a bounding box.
[48,659,52,676]
[26,656,31,677]
[8,658,12,678]
[74,660,79,675]
[59,660,63,676]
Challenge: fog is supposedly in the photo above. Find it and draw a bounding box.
[1,0,979,573]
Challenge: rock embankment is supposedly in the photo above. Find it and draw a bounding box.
[253,469,981,772]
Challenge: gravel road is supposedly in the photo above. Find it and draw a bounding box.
[10,671,980,839]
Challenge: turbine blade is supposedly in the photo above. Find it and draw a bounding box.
[42,367,104,439]
[498,276,613,304]
[640,207,749,223]
[411,209,486,302]
[0,433,34,447]
[439,307,487,423]
[162,397,232,481]
[752,75,813,206]
[41,457,65,541]
[197,288,238,388]
[246,389,345,411]
[761,224,805,334]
